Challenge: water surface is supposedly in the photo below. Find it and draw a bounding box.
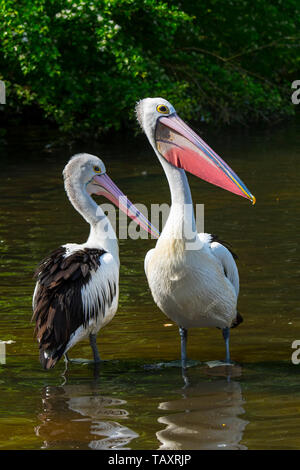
[0,120,299,449]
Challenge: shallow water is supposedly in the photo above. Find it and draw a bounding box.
[0,119,299,450]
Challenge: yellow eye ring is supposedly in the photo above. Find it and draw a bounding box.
[93,165,101,173]
[156,104,169,114]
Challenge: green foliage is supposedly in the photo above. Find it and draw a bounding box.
[0,0,299,135]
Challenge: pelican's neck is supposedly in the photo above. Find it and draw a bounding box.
[158,155,197,240]
[160,156,192,205]
[64,177,119,261]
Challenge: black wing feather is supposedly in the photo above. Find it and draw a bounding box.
[32,246,108,370]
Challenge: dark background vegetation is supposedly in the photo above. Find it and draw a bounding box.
[0,0,299,137]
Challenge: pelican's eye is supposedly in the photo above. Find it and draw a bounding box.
[156,104,169,114]
[93,165,101,173]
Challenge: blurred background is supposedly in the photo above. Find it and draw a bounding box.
[0,0,299,136]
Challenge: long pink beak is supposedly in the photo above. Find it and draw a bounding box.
[155,113,256,204]
[93,173,160,238]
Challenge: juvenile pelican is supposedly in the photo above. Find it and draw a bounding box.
[136,98,255,366]
[32,153,158,370]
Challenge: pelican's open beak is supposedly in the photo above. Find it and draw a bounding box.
[155,113,256,204]
[92,173,160,239]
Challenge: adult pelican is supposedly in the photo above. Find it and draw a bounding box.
[136,98,255,366]
[32,153,159,370]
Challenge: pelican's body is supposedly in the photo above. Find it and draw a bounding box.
[137,98,255,365]
[145,233,238,330]
[32,153,157,369]
[33,244,119,369]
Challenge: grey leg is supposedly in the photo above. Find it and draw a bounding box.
[222,327,231,364]
[89,334,101,363]
[181,366,190,389]
[179,326,188,369]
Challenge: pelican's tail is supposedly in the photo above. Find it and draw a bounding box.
[39,344,66,370]
[231,311,243,329]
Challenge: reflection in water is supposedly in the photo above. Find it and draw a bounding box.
[157,376,248,450]
[35,383,138,450]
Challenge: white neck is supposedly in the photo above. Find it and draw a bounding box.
[65,177,119,261]
[157,153,197,241]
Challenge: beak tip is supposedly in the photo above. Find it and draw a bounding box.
[251,195,256,205]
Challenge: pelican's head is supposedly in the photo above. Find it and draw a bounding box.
[63,153,159,238]
[136,97,255,204]
[63,153,107,189]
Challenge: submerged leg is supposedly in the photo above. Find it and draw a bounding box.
[222,327,231,364]
[89,334,101,363]
[179,326,188,369]
[61,352,69,377]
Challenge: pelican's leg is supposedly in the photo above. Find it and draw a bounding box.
[222,327,231,364]
[89,334,101,363]
[61,352,70,377]
[179,326,188,369]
